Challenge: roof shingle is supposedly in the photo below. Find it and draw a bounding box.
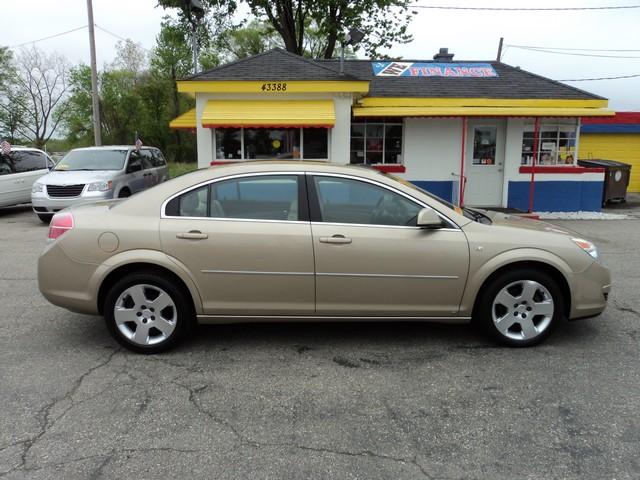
[185,48,605,101]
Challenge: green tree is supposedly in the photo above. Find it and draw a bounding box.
[150,19,198,161]
[0,46,70,148]
[247,0,415,58]
[0,47,26,143]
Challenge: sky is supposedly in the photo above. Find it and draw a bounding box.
[1,0,639,110]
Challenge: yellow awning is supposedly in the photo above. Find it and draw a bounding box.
[201,100,335,128]
[169,108,196,129]
[353,106,614,118]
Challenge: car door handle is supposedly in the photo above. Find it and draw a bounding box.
[176,231,208,240]
[319,235,352,244]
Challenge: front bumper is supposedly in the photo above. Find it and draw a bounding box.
[570,261,611,319]
[31,189,114,214]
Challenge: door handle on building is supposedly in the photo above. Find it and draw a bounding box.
[176,231,208,240]
[319,235,352,244]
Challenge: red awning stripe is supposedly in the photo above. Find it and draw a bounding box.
[203,123,333,129]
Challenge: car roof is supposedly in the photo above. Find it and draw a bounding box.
[70,146,159,151]
[4,146,47,153]
[204,160,388,180]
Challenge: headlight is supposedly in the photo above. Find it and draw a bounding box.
[32,182,43,193]
[87,181,113,192]
[572,237,598,260]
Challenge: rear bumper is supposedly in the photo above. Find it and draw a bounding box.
[38,242,100,315]
[569,261,611,319]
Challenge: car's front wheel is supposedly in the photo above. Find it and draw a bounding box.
[104,273,193,353]
[476,269,564,347]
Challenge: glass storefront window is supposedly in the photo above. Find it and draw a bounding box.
[215,128,242,160]
[303,128,328,159]
[244,128,300,159]
[350,120,403,164]
[214,127,328,160]
[521,122,578,165]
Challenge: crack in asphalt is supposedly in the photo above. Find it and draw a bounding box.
[168,379,436,479]
[0,348,121,478]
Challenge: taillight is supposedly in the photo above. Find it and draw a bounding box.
[48,212,74,241]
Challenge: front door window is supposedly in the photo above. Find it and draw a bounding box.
[472,126,497,165]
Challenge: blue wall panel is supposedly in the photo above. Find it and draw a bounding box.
[409,181,454,203]
[507,181,603,212]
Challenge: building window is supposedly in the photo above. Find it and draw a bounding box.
[350,120,403,165]
[214,127,328,161]
[521,122,578,166]
[472,126,497,165]
[215,128,242,160]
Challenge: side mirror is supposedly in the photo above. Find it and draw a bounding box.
[417,208,445,229]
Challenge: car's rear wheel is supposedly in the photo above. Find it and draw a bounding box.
[37,213,53,224]
[104,273,193,353]
[476,269,564,347]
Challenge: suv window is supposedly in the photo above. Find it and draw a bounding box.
[0,155,15,175]
[3,151,47,173]
[140,149,154,169]
[312,176,421,226]
[152,149,166,167]
[127,151,143,172]
[166,175,300,221]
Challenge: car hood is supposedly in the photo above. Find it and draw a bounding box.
[479,209,579,237]
[38,170,117,185]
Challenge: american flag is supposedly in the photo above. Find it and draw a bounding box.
[0,140,11,155]
[134,132,143,150]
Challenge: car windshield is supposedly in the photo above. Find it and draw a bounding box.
[54,150,128,171]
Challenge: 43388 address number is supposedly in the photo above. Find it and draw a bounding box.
[261,82,287,92]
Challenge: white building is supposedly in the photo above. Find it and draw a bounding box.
[171,48,613,212]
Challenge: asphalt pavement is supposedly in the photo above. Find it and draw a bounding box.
[0,205,638,480]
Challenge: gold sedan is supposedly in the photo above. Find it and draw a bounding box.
[38,162,611,353]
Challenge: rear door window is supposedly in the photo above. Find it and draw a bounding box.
[211,175,299,221]
[165,175,302,221]
[152,149,167,167]
[141,150,155,170]
[10,151,47,173]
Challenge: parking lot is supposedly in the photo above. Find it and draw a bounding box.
[0,206,638,480]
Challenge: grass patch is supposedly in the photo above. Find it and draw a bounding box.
[168,162,199,179]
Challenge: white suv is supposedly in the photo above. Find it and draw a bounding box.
[0,147,53,209]
[31,146,169,222]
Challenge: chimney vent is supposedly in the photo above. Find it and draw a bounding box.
[433,48,454,62]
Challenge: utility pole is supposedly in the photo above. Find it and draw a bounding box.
[496,37,504,62]
[86,0,102,145]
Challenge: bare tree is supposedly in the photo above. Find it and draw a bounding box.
[2,46,70,148]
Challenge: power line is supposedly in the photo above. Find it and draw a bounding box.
[9,25,88,48]
[558,73,640,81]
[507,44,640,52]
[411,4,640,11]
[508,45,640,59]
[94,24,152,52]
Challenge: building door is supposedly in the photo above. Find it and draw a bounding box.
[464,120,506,206]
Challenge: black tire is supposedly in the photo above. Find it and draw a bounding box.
[104,272,194,354]
[118,188,131,198]
[475,268,564,347]
[37,213,53,224]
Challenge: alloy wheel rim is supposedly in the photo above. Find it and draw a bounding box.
[114,284,177,346]
[491,280,554,341]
